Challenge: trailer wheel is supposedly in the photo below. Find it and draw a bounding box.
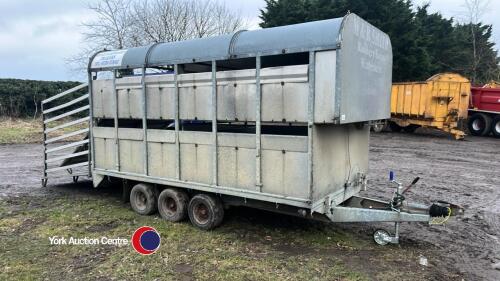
[371,122,385,133]
[388,121,402,132]
[130,183,157,215]
[188,194,224,230]
[491,115,500,138]
[373,229,390,246]
[468,113,492,136]
[158,188,189,222]
[402,124,420,133]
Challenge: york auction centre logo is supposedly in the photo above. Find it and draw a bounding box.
[131,226,161,255]
[48,226,160,255]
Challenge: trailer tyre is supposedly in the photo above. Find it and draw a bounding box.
[130,183,157,215]
[371,122,385,133]
[188,194,224,230]
[402,124,420,133]
[468,113,491,136]
[491,115,500,138]
[158,188,189,222]
[373,229,391,246]
[388,121,402,132]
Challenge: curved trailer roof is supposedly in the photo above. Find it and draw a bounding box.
[89,15,347,71]
[89,13,393,124]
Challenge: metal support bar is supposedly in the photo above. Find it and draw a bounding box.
[42,94,89,114]
[86,51,108,178]
[46,150,89,163]
[41,102,48,183]
[46,139,89,153]
[174,64,181,180]
[113,70,120,171]
[46,161,89,173]
[307,51,315,202]
[394,222,400,242]
[255,55,262,191]
[44,117,89,134]
[141,67,149,175]
[334,49,342,122]
[42,83,88,104]
[328,206,430,222]
[211,60,218,186]
[88,72,95,175]
[45,128,89,144]
[44,105,89,124]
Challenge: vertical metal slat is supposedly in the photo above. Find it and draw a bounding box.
[88,74,95,176]
[255,55,262,191]
[307,51,315,203]
[211,60,218,186]
[174,64,181,180]
[141,67,149,175]
[41,102,48,186]
[113,70,120,171]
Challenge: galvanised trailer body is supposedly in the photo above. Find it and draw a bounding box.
[42,13,460,244]
[88,13,392,214]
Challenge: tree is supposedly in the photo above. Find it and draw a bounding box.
[452,23,499,84]
[83,0,133,50]
[84,0,245,48]
[128,0,244,44]
[414,4,457,76]
[260,0,429,82]
[0,79,81,118]
[259,0,309,28]
[259,0,499,83]
[69,0,245,74]
[461,0,498,83]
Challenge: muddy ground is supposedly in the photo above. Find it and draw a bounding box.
[0,130,499,280]
[363,130,500,280]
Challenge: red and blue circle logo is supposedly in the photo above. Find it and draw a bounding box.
[131,226,161,255]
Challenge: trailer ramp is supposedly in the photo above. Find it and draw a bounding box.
[41,83,91,187]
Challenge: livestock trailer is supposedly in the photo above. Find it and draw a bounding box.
[41,13,460,245]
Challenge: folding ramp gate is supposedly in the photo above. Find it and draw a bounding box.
[41,83,91,187]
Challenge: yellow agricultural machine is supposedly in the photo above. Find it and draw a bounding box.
[372,73,471,139]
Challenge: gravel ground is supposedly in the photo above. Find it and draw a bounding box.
[0,130,499,280]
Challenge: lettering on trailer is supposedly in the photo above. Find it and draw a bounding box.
[352,16,391,74]
[91,50,127,68]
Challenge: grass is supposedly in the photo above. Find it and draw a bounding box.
[0,117,86,144]
[0,118,41,144]
[0,188,450,281]
[0,195,366,280]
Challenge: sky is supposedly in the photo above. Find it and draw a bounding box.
[0,0,498,82]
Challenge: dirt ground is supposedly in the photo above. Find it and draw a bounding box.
[0,130,499,280]
[362,130,500,280]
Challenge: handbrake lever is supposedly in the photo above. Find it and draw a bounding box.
[402,177,420,194]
